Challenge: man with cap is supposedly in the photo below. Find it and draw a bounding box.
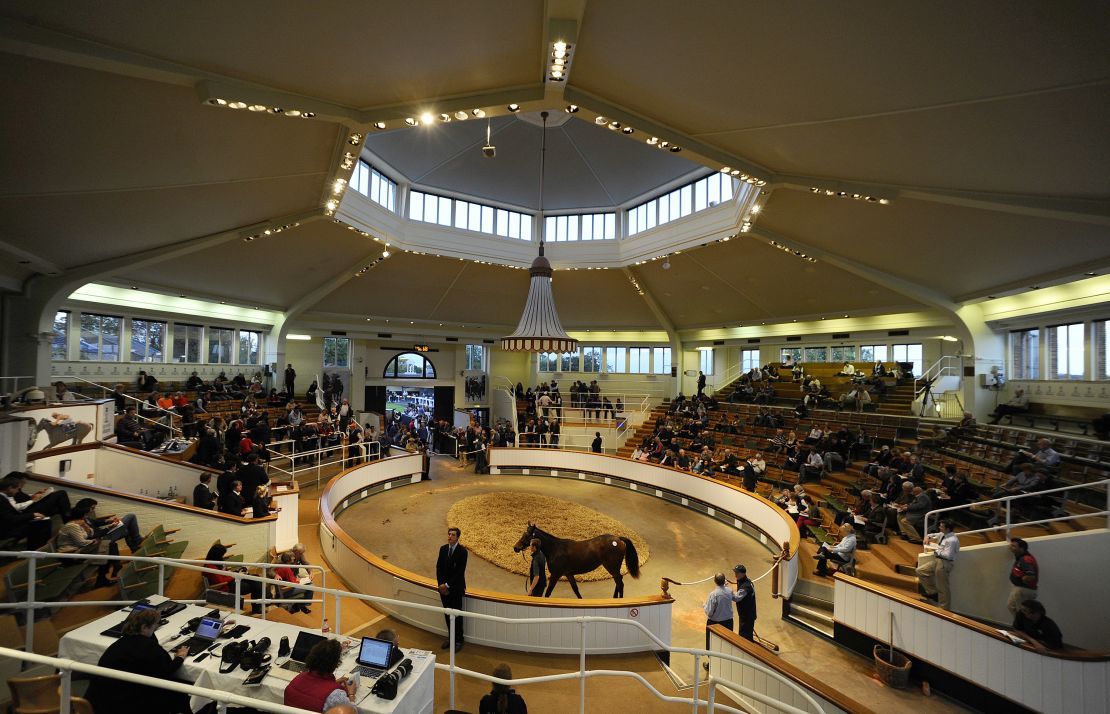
[732,564,757,641]
[703,573,742,650]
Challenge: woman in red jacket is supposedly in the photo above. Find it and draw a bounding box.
[284,639,356,711]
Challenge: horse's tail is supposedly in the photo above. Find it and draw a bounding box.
[620,537,640,578]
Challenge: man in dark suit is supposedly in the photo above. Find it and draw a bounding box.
[436,526,468,652]
[236,452,269,501]
[0,473,53,548]
[219,480,247,516]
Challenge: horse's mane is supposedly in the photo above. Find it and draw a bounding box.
[530,524,562,542]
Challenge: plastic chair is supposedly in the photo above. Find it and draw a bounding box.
[7,673,94,714]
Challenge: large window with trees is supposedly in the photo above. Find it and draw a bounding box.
[803,346,827,363]
[780,347,802,364]
[323,337,351,368]
[79,314,121,361]
[130,319,166,362]
[560,351,580,372]
[208,327,234,364]
[173,324,201,363]
[831,345,857,363]
[581,347,603,372]
[538,352,558,372]
[238,330,261,365]
[605,347,626,373]
[465,345,485,371]
[860,345,888,363]
[892,343,924,377]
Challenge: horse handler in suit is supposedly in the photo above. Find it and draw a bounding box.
[436,526,468,652]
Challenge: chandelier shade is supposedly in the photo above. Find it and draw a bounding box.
[501,111,577,353]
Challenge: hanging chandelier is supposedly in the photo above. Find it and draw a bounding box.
[501,112,578,353]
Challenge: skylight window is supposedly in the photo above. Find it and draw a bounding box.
[628,173,737,237]
[349,160,396,212]
[544,213,616,242]
[409,190,532,240]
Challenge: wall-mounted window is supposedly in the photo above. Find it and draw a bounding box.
[323,336,351,368]
[581,347,603,372]
[892,343,924,377]
[51,311,69,360]
[409,190,532,240]
[698,349,714,376]
[803,346,827,363]
[173,324,201,363]
[79,314,121,361]
[605,347,626,373]
[538,352,558,372]
[349,160,397,212]
[239,330,262,365]
[741,349,760,372]
[465,345,485,371]
[1010,329,1040,380]
[780,347,802,364]
[652,347,672,375]
[860,345,888,363]
[628,347,650,374]
[543,213,617,242]
[1095,320,1109,380]
[627,173,737,236]
[130,319,166,363]
[383,352,436,379]
[1047,323,1084,380]
[830,346,857,363]
[208,327,234,364]
[560,351,580,372]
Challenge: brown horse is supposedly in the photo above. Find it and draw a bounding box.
[34,417,93,449]
[512,522,640,598]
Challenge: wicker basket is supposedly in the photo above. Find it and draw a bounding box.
[873,645,911,688]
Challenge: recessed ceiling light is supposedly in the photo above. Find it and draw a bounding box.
[286,109,301,117]
[209,98,227,106]
[440,113,452,122]
[507,103,520,112]
[471,108,485,118]
[621,126,634,134]
[595,116,608,125]
[565,104,579,113]
[420,112,435,125]
[404,117,418,126]
[248,104,266,112]
[1085,272,1098,276]
[228,101,247,110]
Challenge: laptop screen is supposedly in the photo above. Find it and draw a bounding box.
[290,631,327,662]
[356,636,394,669]
[195,617,223,639]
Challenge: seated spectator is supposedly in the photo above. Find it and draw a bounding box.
[0,474,52,548]
[203,542,262,614]
[947,411,977,440]
[990,464,1045,498]
[185,371,203,390]
[988,388,1029,424]
[836,361,856,377]
[374,629,405,666]
[1011,600,1063,651]
[796,495,821,529]
[85,607,190,714]
[56,502,118,588]
[52,380,77,402]
[814,523,857,576]
[273,551,311,614]
[75,497,142,552]
[115,405,147,448]
[479,663,527,714]
[251,484,278,518]
[284,639,357,711]
[800,449,825,484]
[1006,438,1061,474]
[6,472,71,520]
[193,473,216,510]
[219,479,249,516]
[897,487,933,543]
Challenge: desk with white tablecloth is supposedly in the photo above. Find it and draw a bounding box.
[58,598,434,714]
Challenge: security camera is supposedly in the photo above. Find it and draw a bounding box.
[482,144,496,158]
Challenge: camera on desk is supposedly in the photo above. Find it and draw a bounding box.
[371,658,413,701]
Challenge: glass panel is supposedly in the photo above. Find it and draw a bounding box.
[708,175,721,205]
[679,186,692,217]
[497,209,509,237]
[409,191,424,221]
[52,311,68,360]
[538,352,558,372]
[582,347,602,373]
[803,346,827,363]
[1010,330,1039,380]
[605,214,615,239]
[560,351,580,371]
[831,345,857,363]
[699,349,714,375]
[131,319,165,363]
[860,345,889,363]
[481,205,494,234]
[581,215,593,241]
[659,193,670,224]
[652,347,672,375]
[323,337,351,368]
[238,330,260,365]
[520,215,531,241]
[628,347,650,374]
[208,328,233,364]
[694,178,708,211]
[605,347,626,373]
[396,353,425,377]
[741,349,760,372]
[79,313,100,360]
[781,347,803,364]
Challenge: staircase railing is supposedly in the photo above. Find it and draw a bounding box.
[922,477,1110,546]
[707,359,746,396]
[913,356,962,418]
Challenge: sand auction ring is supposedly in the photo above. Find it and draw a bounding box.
[447,491,650,580]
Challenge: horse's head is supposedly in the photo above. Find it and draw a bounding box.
[512,522,536,553]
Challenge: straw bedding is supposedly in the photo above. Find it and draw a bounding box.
[446,491,650,580]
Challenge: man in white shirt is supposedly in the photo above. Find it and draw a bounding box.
[801,449,824,484]
[916,519,960,610]
[988,388,1029,424]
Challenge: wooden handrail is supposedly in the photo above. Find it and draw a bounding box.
[318,455,674,610]
[709,624,881,714]
[833,573,1110,661]
[20,472,276,524]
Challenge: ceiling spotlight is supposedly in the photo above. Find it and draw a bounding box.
[382,250,390,258]
[440,113,452,122]
[669,146,682,152]
[270,107,284,114]
[595,116,608,125]
[608,121,621,130]
[373,121,386,129]
[404,117,418,126]
[228,101,247,109]
[646,137,658,145]
[420,112,435,125]
[507,103,521,112]
[455,110,468,121]
[286,109,302,117]
[750,205,761,214]
[248,104,266,112]
[565,104,579,113]
[720,167,732,173]
[621,126,634,134]
[301,111,315,118]
[1085,272,1098,276]
[209,98,227,106]
[550,69,564,79]
[471,108,485,118]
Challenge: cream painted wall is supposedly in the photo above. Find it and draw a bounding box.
[944,529,1110,651]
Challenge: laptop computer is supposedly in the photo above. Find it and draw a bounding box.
[278,630,328,673]
[351,636,395,679]
[100,602,160,638]
[181,616,223,655]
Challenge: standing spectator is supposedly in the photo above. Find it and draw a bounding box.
[917,519,960,610]
[136,370,158,393]
[436,527,468,651]
[591,432,603,453]
[284,363,296,397]
[478,663,527,714]
[703,573,741,649]
[193,473,216,510]
[697,371,706,396]
[526,537,547,597]
[1007,538,1039,616]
